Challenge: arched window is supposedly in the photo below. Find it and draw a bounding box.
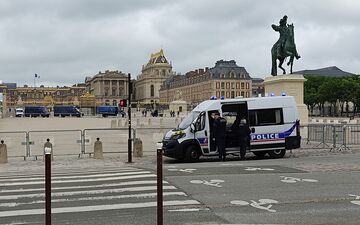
[150,85,154,97]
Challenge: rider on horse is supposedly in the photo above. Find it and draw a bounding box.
[272,15,300,59]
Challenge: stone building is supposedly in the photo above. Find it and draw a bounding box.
[134,49,174,106]
[159,60,252,105]
[251,78,265,97]
[1,84,86,117]
[85,70,130,106]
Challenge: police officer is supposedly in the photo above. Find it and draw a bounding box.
[213,112,227,161]
[238,118,251,160]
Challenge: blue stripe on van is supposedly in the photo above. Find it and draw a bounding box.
[197,137,208,146]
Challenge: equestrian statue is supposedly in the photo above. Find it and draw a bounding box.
[271,15,301,76]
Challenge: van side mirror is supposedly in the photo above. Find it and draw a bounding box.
[190,124,196,133]
[251,127,255,133]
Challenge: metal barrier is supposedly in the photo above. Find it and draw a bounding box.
[28,130,82,157]
[134,128,173,155]
[0,131,27,158]
[83,128,133,155]
[306,124,360,151]
[2,124,360,160]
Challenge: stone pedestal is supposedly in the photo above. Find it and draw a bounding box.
[94,140,103,159]
[133,138,143,157]
[0,143,8,163]
[263,74,309,125]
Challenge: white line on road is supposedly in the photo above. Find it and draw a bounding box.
[0,185,177,200]
[1,180,168,193]
[0,191,187,208]
[0,172,155,186]
[0,169,141,182]
[0,200,200,218]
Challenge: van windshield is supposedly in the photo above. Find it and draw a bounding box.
[178,111,200,130]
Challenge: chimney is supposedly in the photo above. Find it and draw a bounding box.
[205,67,209,72]
[199,68,204,74]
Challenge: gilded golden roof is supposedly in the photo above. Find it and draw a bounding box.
[148,49,168,65]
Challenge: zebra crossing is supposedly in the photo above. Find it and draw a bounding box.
[0,166,200,220]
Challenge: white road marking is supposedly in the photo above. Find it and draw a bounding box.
[0,200,200,217]
[280,176,318,184]
[168,208,210,212]
[245,167,274,171]
[167,168,197,173]
[0,185,177,200]
[190,179,224,188]
[0,192,187,208]
[220,163,244,166]
[231,199,279,213]
[349,194,360,206]
[0,169,142,182]
[1,172,155,186]
[1,180,168,193]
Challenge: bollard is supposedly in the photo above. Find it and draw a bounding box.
[0,140,8,163]
[118,119,123,127]
[136,118,140,127]
[148,118,151,126]
[94,137,103,159]
[44,145,52,225]
[160,118,163,127]
[111,120,117,128]
[133,138,143,157]
[43,139,54,161]
[157,147,163,225]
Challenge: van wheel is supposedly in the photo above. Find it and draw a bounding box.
[185,145,200,162]
[253,151,267,158]
[268,149,286,159]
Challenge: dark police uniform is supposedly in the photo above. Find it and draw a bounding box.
[238,121,251,159]
[213,115,227,161]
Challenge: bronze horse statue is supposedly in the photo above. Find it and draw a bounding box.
[271,24,300,76]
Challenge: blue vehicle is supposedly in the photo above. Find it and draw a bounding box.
[96,106,119,117]
[54,105,81,117]
[24,106,50,117]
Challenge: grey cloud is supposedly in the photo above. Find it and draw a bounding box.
[0,0,359,87]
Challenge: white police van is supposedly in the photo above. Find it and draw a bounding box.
[162,95,301,162]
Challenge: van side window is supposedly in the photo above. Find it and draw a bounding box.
[249,108,283,126]
[195,112,206,131]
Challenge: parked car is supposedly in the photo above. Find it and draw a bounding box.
[54,105,81,117]
[15,108,24,117]
[24,106,50,117]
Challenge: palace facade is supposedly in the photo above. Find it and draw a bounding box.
[159,60,252,105]
[85,70,131,106]
[134,49,175,105]
[1,84,86,117]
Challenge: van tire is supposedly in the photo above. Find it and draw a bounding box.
[268,149,286,158]
[185,145,200,162]
[253,151,267,158]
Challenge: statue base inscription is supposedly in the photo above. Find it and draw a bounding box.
[263,74,308,125]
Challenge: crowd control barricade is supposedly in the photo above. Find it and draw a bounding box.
[0,131,27,158]
[134,127,173,156]
[28,130,82,157]
[83,128,131,155]
[306,124,360,151]
[307,124,334,149]
[342,125,360,149]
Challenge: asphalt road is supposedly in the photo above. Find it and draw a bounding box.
[1,151,360,225]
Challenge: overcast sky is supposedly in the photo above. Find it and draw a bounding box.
[0,0,359,87]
